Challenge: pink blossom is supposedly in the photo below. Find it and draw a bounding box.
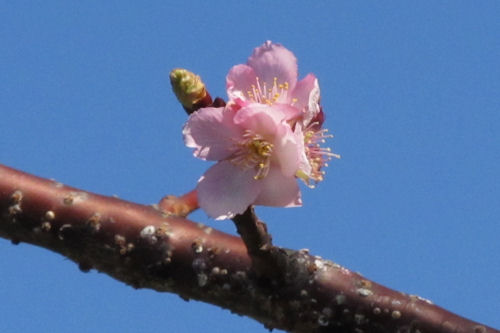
[226,40,321,127]
[226,41,339,187]
[183,104,302,219]
[183,41,337,219]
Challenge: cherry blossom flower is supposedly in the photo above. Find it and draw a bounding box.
[226,40,321,127]
[226,41,339,188]
[183,104,302,219]
[183,41,338,219]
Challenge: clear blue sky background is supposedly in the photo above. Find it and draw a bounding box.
[1,2,499,332]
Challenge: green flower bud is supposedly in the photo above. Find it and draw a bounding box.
[170,69,209,111]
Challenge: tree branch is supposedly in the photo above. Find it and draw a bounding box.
[0,163,497,333]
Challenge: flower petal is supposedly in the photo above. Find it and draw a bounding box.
[272,124,300,177]
[183,107,241,160]
[293,123,312,178]
[272,103,302,122]
[291,74,320,126]
[197,161,261,219]
[226,64,257,104]
[233,104,285,138]
[247,41,298,93]
[253,167,302,207]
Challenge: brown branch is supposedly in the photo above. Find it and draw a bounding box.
[0,163,497,333]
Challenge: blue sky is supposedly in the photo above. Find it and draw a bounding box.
[1,1,499,332]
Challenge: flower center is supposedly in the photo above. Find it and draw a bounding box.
[229,131,273,180]
[246,77,296,106]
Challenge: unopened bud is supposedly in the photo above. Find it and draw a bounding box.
[170,69,211,113]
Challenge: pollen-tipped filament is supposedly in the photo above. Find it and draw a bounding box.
[246,77,290,105]
[230,131,273,180]
[299,126,340,188]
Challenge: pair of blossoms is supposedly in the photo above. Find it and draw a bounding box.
[183,41,338,220]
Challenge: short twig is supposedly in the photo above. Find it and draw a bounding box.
[232,206,281,281]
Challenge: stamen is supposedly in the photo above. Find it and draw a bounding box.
[298,125,340,188]
[229,130,273,180]
[244,76,290,105]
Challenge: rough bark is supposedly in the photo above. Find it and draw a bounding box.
[0,163,497,333]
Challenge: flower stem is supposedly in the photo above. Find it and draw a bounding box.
[232,206,280,281]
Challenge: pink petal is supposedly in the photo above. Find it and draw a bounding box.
[294,124,312,176]
[197,161,261,219]
[253,167,302,207]
[291,74,320,126]
[247,41,298,93]
[226,64,257,103]
[233,104,284,138]
[272,124,300,177]
[183,107,241,160]
[272,103,303,122]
